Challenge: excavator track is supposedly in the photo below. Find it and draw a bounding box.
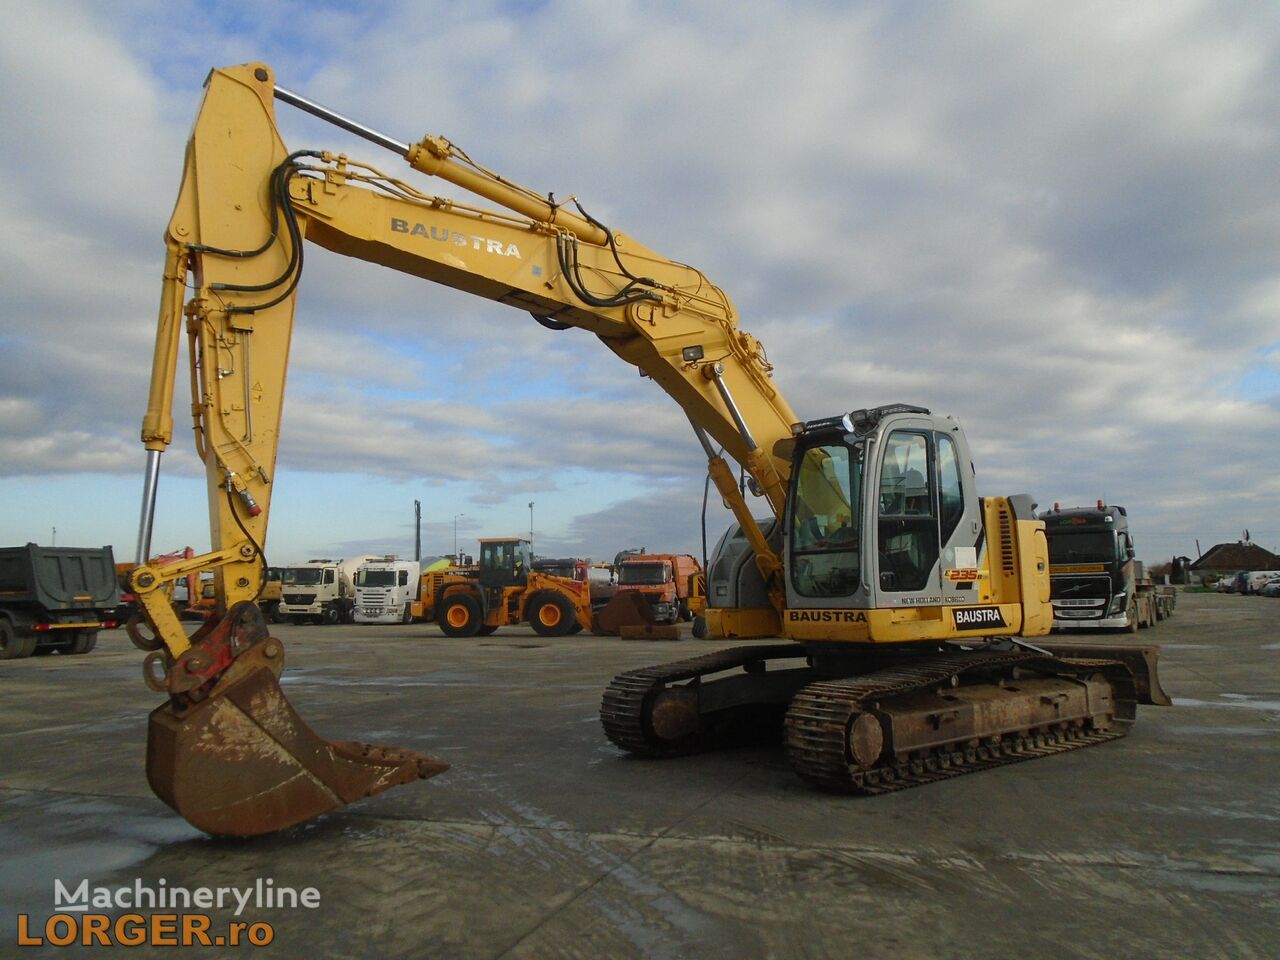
[601,643,804,756]
[602,644,1139,795]
[785,651,1136,794]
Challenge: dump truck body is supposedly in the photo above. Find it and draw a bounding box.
[0,543,120,658]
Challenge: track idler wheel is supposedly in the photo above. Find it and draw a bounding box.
[146,609,447,836]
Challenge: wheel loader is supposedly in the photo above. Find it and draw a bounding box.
[126,63,1169,836]
[412,537,591,637]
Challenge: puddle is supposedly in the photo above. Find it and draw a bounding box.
[0,794,200,937]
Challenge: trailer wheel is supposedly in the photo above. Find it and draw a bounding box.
[440,595,482,637]
[68,632,97,655]
[0,620,35,660]
[529,593,575,637]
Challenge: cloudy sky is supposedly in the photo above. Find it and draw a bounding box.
[1,0,1276,569]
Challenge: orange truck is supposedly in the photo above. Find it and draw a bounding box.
[613,554,703,625]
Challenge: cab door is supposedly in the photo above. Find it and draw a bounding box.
[874,430,942,605]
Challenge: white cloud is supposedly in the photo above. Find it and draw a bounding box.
[1,0,1277,566]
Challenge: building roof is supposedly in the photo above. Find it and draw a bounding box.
[1189,542,1280,571]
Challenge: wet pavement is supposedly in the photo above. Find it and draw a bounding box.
[1,591,1277,958]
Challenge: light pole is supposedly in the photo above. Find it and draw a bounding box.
[453,513,465,561]
[528,502,534,548]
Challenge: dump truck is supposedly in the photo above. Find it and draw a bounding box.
[0,543,120,658]
[1039,502,1176,631]
[613,553,702,624]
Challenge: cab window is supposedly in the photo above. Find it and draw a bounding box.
[789,442,862,598]
[877,431,938,592]
[936,434,963,544]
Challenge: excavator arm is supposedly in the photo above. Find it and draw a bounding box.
[131,62,802,835]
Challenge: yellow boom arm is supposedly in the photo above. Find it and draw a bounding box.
[135,62,799,649]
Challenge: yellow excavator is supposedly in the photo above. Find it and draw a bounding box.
[129,63,1169,836]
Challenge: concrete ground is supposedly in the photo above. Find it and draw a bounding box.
[1,591,1277,959]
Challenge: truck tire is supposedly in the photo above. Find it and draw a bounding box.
[321,605,341,626]
[529,593,575,637]
[263,601,281,624]
[401,604,414,624]
[692,615,707,640]
[440,595,482,637]
[476,624,499,636]
[678,600,692,622]
[68,632,97,655]
[0,620,35,659]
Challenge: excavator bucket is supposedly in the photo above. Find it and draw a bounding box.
[595,591,681,641]
[146,633,447,837]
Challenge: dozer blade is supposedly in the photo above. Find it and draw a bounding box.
[596,591,678,639]
[1035,641,1172,706]
[147,642,447,837]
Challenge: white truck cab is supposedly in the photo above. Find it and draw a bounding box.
[354,557,422,624]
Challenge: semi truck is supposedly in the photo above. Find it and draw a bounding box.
[1039,502,1175,632]
[0,544,121,658]
[354,557,421,624]
[279,556,379,625]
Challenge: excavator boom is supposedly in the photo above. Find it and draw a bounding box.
[136,63,800,836]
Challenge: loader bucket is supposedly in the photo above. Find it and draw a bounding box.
[146,641,447,837]
[595,592,680,641]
